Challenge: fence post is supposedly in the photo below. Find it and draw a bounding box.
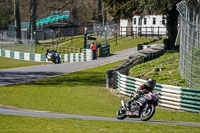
[131,26,133,37]
[84,27,87,49]
[120,27,122,37]
[136,26,137,37]
[126,26,128,37]
[146,26,147,38]
[116,27,118,45]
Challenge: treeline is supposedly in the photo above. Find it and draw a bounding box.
[0,0,13,29]
[0,0,109,30]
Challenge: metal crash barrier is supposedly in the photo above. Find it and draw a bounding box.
[117,72,200,113]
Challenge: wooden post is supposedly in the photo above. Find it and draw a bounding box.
[120,27,122,37]
[126,26,128,37]
[73,27,75,36]
[116,27,117,45]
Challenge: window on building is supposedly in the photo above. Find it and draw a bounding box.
[162,18,166,25]
[138,17,142,25]
[134,18,137,25]
[153,18,156,25]
[144,18,147,25]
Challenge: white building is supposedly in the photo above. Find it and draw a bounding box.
[120,14,167,36]
[119,19,129,36]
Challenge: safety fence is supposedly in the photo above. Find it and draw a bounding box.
[0,37,36,53]
[98,44,110,57]
[177,1,200,89]
[119,26,167,38]
[0,49,93,63]
[117,72,200,113]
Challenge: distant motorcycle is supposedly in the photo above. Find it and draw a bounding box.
[45,49,61,64]
[116,91,159,121]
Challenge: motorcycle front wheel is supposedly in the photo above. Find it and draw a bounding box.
[116,106,127,120]
[140,104,155,121]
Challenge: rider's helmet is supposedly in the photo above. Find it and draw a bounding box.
[146,79,156,90]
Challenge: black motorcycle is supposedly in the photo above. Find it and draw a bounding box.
[116,91,159,121]
[45,49,61,64]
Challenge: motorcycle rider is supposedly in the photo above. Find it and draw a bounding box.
[128,78,156,115]
[45,49,61,64]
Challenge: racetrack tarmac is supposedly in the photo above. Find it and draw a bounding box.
[0,106,200,126]
[0,47,137,86]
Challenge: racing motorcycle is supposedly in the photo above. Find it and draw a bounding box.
[45,49,61,64]
[116,91,159,121]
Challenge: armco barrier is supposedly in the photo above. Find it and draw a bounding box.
[117,72,200,113]
[98,44,110,57]
[106,44,165,88]
[0,49,93,63]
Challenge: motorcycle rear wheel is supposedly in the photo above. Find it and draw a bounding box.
[140,104,155,121]
[116,106,127,120]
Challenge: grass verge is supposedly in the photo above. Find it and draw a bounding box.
[129,50,189,87]
[0,57,43,70]
[0,115,199,132]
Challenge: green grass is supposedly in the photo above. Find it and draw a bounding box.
[129,50,189,87]
[0,56,42,70]
[109,37,154,53]
[0,61,124,117]
[0,59,200,123]
[0,115,199,133]
[37,36,158,54]
[35,43,45,54]
[62,36,85,48]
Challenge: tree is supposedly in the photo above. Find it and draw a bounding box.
[29,0,37,42]
[98,0,103,24]
[103,3,108,25]
[0,0,13,30]
[14,0,21,41]
[102,0,182,49]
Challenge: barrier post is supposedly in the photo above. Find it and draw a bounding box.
[84,27,87,49]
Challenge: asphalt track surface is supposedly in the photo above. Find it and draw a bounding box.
[0,106,200,126]
[0,47,137,86]
[0,46,200,126]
